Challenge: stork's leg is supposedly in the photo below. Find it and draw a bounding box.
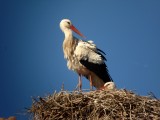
[78,74,82,91]
[75,74,82,91]
[89,75,93,90]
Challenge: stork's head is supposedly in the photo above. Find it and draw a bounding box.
[103,82,116,90]
[60,19,72,30]
[60,19,85,38]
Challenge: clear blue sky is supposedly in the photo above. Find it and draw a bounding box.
[1,0,160,119]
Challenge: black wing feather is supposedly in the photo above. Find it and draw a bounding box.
[80,58,113,83]
[96,48,107,61]
[97,48,106,55]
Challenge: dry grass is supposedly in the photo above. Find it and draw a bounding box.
[29,89,160,120]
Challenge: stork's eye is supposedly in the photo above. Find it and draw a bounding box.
[67,22,71,25]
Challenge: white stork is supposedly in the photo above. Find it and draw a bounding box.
[60,19,115,90]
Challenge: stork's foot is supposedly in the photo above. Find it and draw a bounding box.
[90,86,93,91]
[75,83,82,91]
[75,85,79,91]
[79,79,82,91]
[75,75,82,91]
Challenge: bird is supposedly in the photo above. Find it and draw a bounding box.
[60,19,115,90]
[102,82,116,91]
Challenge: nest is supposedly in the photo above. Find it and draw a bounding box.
[29,89,160,120]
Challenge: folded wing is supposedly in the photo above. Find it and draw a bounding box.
[74,40,113,85]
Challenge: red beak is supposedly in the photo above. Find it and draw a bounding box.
[70,25,86,38]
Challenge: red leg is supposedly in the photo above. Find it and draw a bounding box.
[78,74,82,91]
[89,75,93,90]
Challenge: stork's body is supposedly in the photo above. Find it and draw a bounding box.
[60,19,114,90]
